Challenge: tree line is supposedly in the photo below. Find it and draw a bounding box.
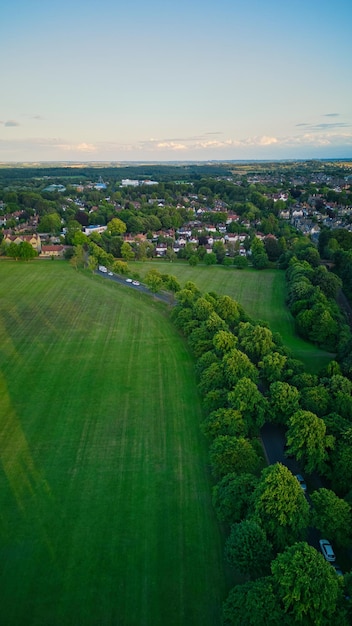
[170,282,352,625]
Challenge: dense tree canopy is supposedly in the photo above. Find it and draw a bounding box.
[286,410,335,474]
[212,472,258,524]
[209,435,259,478]
[254,464,310,550]
[222,577,288,626]
[311,488,352,547]
[225,519,273,579]
[271,542,341,625]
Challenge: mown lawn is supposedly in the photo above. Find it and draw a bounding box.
[0,261,229,626]
[131,261,334,373]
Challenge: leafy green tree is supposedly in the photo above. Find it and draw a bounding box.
[212,330,237,355]
[286,410,335,474]
[331,432,352,495]
[222,349,258,387]
[164,246,176,262]
[227,377,268,436]
[328,374,352,396]
[264,235,282,261]
[72,230,88,246]
[18,241,37,260]
[213,240,226,264]
[222,577,287,626]
[254,463,310,550]
[268,381,300,425]
[212,472,258,524]
[204,311,227,334]
[106,217,127,235]
[193,296,214,321]
[310,488,352,547]
[5,242,20,259]
[210,435,259,479]
[203,388,228,413]
[233,254,248,269]
[238,322,274,363]
[65,219,82,244]
[311,265,342,299]
[195,350,219,377]
[70,244,85,270]
[225,519,273,579]
[201,408,246,440]
[162,274,181,293]
[38,212,61,234]
[121,241,135,261]
[271,542,341,625]
[198,362,227,395]
[215,295,242,328]
[204,251,217,265]
[259,351,288,384]
[112,259,128,275]
[188,325,215,358]
[300,385,330,417]
[87,255,98,273]
[145,268,164,292]
[251,237,269,269]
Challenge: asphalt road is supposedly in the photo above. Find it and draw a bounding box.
[95,269,174,305]
[260,423,345,563]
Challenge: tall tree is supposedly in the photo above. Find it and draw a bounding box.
[271,542,341,625]
[310,488,352,547]
[106,217,127,235]
[212,472,258,524]
[225,519,273,579]
[201,408,246,440]
[286,410,335,474]
[254,463,309,550]
[222,348,258,387]
[238,322,274,363]
[222,577,288,626]
[227,377,268,436]
[210,435,259,479]
[268,381,300,425]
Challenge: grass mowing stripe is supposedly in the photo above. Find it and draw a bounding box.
[0,262,228,625]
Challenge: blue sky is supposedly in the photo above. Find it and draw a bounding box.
[1,0,352,162]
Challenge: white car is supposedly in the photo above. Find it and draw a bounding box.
[132,280,140,286]
[108,271,113,276]
[319,539,336,562]
[126,278,133,283]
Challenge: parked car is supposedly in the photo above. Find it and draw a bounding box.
[108,271,113,276]
[98,265,108,273]
[295,474,307,492]
[319,539,336,562]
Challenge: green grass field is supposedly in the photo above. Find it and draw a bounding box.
[131,261,334,373]
[0,261,229,626]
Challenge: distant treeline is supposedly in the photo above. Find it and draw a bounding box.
[0,164,233,185]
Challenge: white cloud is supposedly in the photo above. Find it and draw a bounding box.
[56,142,97,153]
